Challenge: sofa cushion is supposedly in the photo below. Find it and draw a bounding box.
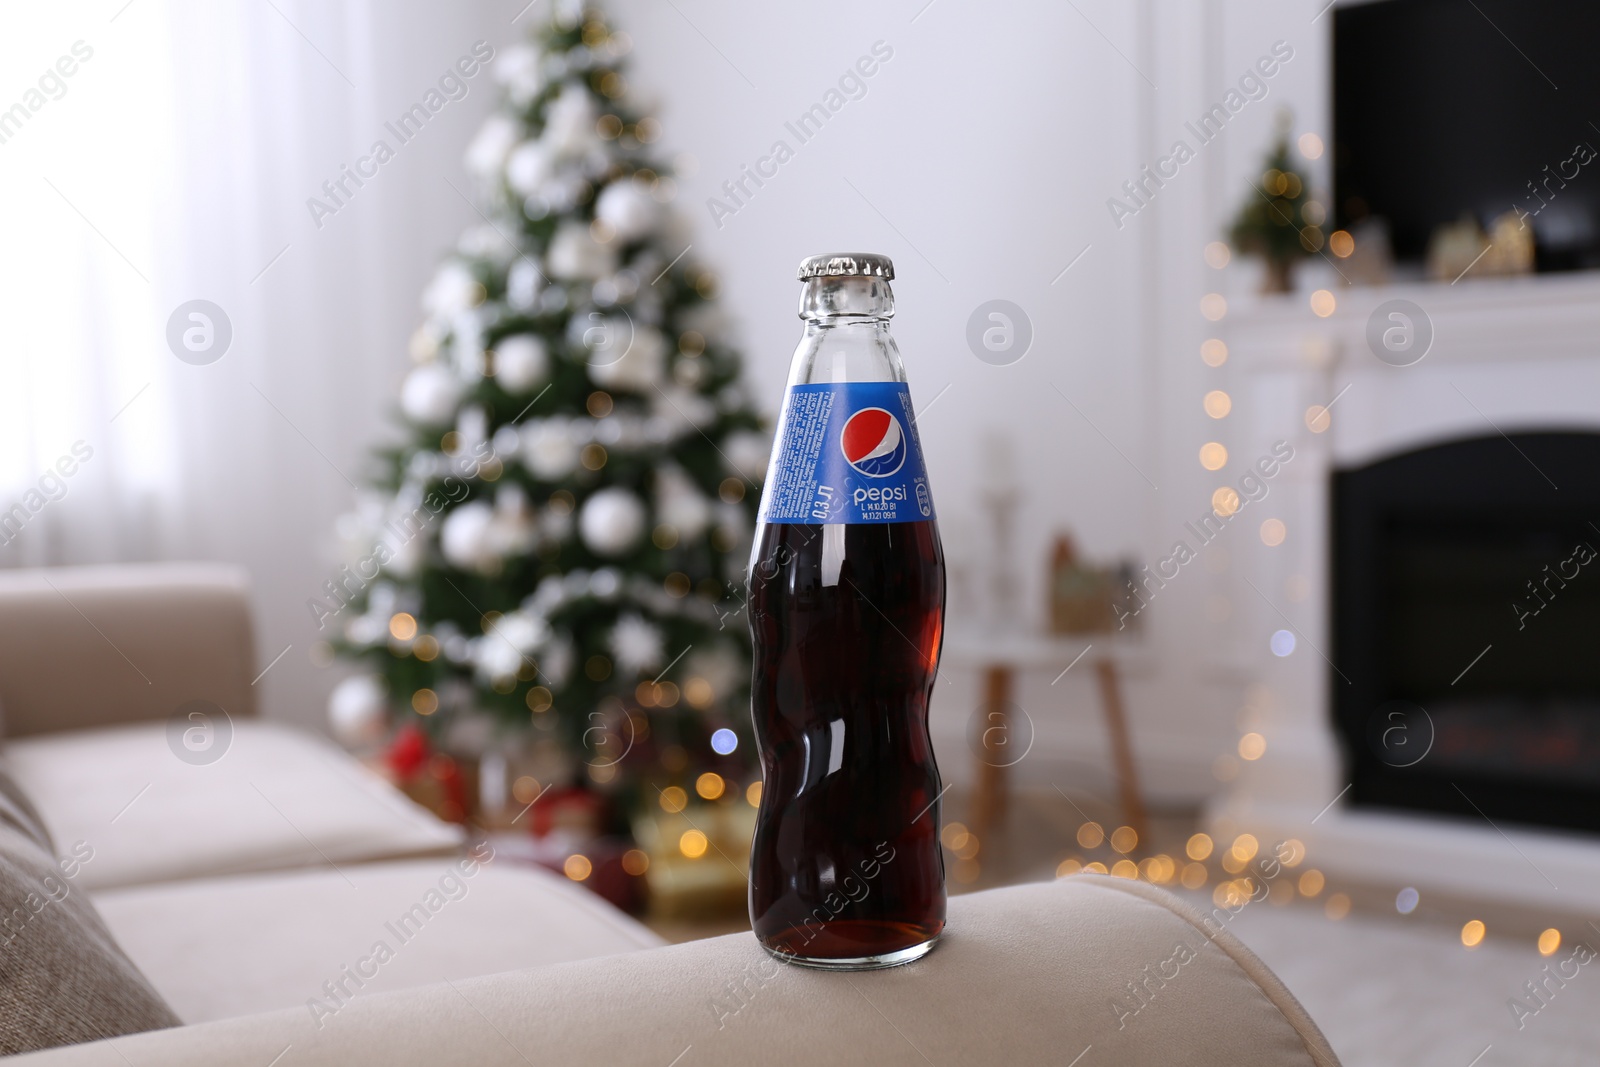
[0,720,461,891]
[91,850,664,1024]
[0,820,180,1055]
[8,874,1341,1066]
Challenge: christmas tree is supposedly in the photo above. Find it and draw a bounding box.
[1227,115,1321,292]
[322,0,767,829]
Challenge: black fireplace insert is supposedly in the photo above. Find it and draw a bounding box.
[1333,431,1600,833]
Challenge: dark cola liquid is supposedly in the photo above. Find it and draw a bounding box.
[747,518,946,965]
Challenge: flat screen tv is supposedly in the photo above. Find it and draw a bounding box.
[1334,0,1600,271]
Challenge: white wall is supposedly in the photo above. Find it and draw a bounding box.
[5,0,1341,807]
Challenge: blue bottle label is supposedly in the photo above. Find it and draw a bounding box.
[759,381,936,524]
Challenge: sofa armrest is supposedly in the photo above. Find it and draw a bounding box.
[9,876,1341,1066]
[0,564,257,739]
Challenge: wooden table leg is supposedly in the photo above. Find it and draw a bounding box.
[1094,658,1148,845]
[970,664,1012,841]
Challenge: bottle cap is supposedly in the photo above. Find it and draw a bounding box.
[796,253,895,282]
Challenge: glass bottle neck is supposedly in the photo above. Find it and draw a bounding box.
[799,276,896,324]
[788,276,905,387]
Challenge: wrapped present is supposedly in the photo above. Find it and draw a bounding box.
[372,726,478,825]
[631,799,755,919]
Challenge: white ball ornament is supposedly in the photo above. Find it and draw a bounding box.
[521,420,580,479]
[543,82,599,158]
[400,364,464,426]
[579,487,647,557]
[440,501,497,571]
[494,334,550,393]
[505,141,555,196]
[491,45,542,105]
[328,675,388,746]
[506,258,543,310]
[596,179,659,242]
[609,613,665,675]
[421,261,481,319]
[588,324,665,393]
[548,220,618,281]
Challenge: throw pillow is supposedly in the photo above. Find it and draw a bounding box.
[0,767,181,1055]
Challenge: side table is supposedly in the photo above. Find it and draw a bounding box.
[942,630,1149,843]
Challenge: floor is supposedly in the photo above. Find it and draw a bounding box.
[645,785,1600,1064]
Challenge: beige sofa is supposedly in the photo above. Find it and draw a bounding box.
[0,565,1341,1065]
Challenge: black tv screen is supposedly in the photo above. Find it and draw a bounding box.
[1334,0,1600,271]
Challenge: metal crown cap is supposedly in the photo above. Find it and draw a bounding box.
[796,253,895,282]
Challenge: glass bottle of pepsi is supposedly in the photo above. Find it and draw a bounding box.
[747,253,946,969]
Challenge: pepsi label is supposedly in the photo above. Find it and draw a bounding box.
[760,382,936,524]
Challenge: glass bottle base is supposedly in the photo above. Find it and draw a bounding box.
[761,934,940,971]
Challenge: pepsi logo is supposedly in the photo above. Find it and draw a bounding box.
[840,406,908,478]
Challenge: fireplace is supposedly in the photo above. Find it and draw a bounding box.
[1333,431,1600,833]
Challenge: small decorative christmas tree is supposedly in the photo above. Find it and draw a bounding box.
[321,0,767,828]
[1227,115,1322,293]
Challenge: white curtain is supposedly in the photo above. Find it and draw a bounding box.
[0,0,504,725]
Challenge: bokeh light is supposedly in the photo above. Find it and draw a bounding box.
[679,830,709,859]
[1396,887,1420,915]
[659,785,688,813]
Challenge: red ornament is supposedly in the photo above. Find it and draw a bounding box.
[386,723,431,779]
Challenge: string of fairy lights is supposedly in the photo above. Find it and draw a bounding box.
[1151,133,1567,958]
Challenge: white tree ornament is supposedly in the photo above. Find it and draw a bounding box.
[596,178,659,241]
[610,613,665,675]
[494,334,550,393]
[548,220,618,281]
[588,322,665,392]
[400,364,465,426]
[579,486,646,556]
[440,501,498,571]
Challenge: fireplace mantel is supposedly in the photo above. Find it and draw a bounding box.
[1205,269,1600,922]
[1226,270,1600,373]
